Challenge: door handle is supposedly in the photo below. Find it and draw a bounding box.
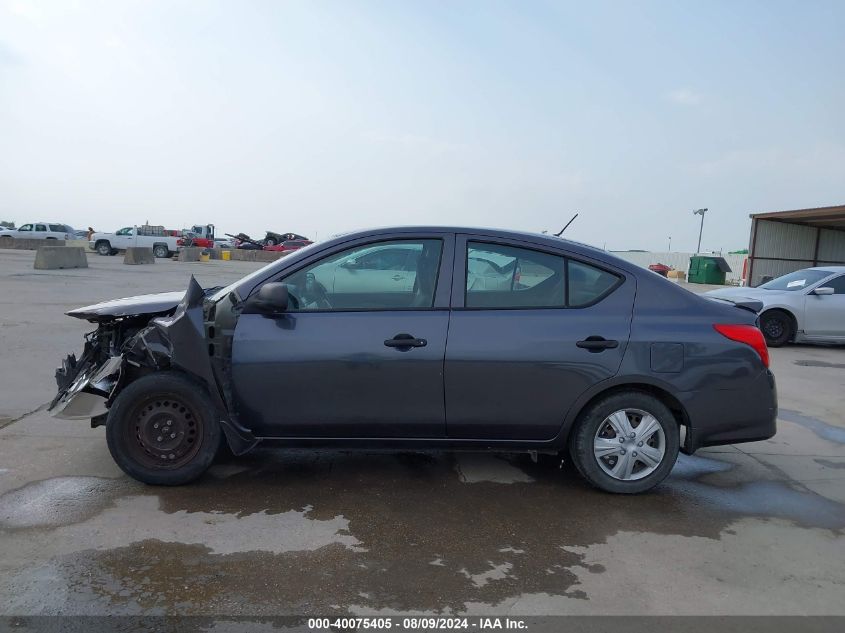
[576,336,619,352]
[392,274,404,281]
[384,333,427,348]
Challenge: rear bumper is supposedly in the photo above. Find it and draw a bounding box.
[680,369,777,452]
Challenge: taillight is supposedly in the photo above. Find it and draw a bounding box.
[714,324,769,367]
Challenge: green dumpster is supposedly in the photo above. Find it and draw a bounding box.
[688,255,732,285]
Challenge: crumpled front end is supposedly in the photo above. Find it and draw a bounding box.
[50,277,258,454]
[49,279,207,422]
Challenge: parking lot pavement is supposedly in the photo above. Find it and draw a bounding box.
[1,249,844,616]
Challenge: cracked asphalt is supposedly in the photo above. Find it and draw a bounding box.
[1,248,844,616]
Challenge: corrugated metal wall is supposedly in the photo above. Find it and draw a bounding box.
[819,229,845,263]
[611,251,746,283]
[748,219,845,286]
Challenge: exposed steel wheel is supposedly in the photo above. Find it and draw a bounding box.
[106,371,222,485]
[127,396,203,469]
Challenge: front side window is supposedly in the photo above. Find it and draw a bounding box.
[823,275,845,294]
[115,227,133,236]
[466,242,565,308]
[282,239,443,311]
[19,224,32,232]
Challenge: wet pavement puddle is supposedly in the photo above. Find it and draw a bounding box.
[0,449,843,614]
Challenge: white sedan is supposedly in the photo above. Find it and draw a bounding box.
[705,266,845,346]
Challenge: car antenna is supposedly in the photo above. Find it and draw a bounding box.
[554,213,578,237]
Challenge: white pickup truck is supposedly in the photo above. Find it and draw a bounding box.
[90,226,181,258]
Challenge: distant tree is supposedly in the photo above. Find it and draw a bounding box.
[0,221,15,229]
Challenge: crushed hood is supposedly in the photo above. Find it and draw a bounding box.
[66,291,185,322]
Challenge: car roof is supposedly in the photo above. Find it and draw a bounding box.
[807,266,845,273]
[336,225,616,262]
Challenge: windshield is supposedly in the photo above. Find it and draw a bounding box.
[759,269,833,291]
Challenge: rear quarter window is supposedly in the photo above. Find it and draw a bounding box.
[567,259,621,307]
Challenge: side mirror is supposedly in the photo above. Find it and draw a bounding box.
[812,287,834,296]
[341,259,360,269]
[245,282,289,315]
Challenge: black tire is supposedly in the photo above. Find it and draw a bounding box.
[106,371,221,485]
[96,241,112,256]
[264,237,277,246]
[759,310,793,347]
[153,244,170,258]
[568,391,680,494]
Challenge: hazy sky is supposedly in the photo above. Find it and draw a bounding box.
[1,0,843,251]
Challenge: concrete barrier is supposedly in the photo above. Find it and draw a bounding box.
[2,237,64,250]
[33,246,88,270]
[178,247,203,262]
[124,247,155,265]
[228,249,287,263]
[1,238,92,250]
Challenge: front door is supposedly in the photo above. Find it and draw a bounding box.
[445,236,634,440]
[231,235,454,438]
[803,275,845,340]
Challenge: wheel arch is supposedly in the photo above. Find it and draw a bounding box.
[558,380,692,453]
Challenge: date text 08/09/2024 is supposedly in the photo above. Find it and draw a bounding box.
[307,617,528,630]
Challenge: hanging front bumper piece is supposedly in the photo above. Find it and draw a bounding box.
[50,354,123,420]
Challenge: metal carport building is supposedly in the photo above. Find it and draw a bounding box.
[746,204,845,286]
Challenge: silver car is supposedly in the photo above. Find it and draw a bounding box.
[705,266,845,346]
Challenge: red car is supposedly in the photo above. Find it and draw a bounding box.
[263,239,313,253]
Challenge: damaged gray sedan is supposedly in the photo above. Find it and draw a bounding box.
[50,227,777,493]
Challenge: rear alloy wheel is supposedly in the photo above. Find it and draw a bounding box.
[106,372,221,485]
[153,244,170,258]
[759,310,793,347]
[569,392,679,493]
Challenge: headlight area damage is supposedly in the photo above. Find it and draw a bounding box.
[49,277,259,455]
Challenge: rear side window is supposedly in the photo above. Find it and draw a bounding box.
[464,242,621,309]
[35,224,47,232]
[466,243,565,308]
[49,224,64,232]
[568,260,621,307]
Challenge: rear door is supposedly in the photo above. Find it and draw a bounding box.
[444,235,635,440]
[34,223,48,239]
[803,275,845,339]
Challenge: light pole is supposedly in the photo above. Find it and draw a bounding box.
[693,208,708,253]
[668,236,672,253]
